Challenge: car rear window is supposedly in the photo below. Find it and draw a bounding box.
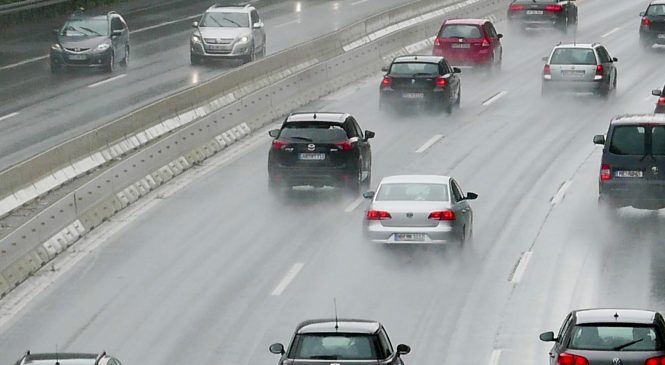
[61,19,109,36]
[390,62,439,75]
[608,125,665,156]
[440,24,482,38]
[201,12,249,27]
[376,183,449,202]
[289,334,378,360]
[569,324,661,351]
[550,48,597,65]
[647,4,665,16]
[279,123,349,142]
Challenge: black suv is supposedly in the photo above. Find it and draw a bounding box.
[379,55,461,114]
[50,10,130,74]
[268,112,374,193]
[594,114,665,210]
[640,0,665,49]
[269,318,411,365]
[507,0,578,33]
[14,351,123,365]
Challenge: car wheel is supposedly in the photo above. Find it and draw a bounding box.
[259,42,267,58]
[190,53,202,65]
[243,45,256,64]
[455,85,461,107]
[362,165,371,190]
[106,52,115,73]
[458,225,467,247]
[348,167,363,194]
[559,18,569,34]
[120,46,129,68]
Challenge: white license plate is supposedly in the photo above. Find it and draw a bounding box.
[451,43,471,49]
[208,45,226,50]
[615,170,643,178]
[395,233,425,241]
[526,10,544,15]
[402,93,424,99]
[562,70,585,77]
[68,55,86,60]
[659,34,665,39]
[299,153,325,160]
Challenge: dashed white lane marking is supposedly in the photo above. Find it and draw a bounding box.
[352,0,371,5]
[551,181,572,205]
[482,91,507,106]
[415,134,443,153]
[601,27,621,38]
[0,112,19,122]
[88,74,126,88]
[271,263,305,296]
[489,349,503,365]
[510,251,532,283]
[275,19,300,28]
[344,196,365,213]
[0,56,48,71]
[133,14,200,33]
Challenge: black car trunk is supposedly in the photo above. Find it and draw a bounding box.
[390,75,437,92]
[566,349,664,365]
[273,140,350,169]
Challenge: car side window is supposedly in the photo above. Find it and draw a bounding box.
[111,17,123,31]
[352,120,364,139]
[343,119,360,138]
[558,314,573,344]
[251,10,260,24]
[440,60,451,75]
[596,47,610,63]
[377,329,394,358]
[450,180,463,202]
[485,23,497,38]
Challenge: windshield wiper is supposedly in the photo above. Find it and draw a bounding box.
[79,26,102,36]
[613,338,643,351]
[222,17,243,27]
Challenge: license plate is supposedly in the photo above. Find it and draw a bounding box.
[562,70,585,77]
[68,55,86,60]
[402,93,424,99]
[208,45,225,50]
[526,10,543,15]
[615,170,643,178]
[659,34,665,39]
[451,43,471,49]
[395,233,425,241]
[298,153,325,160]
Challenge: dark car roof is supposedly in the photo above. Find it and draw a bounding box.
[393,55,443,64]
[296,318,381,334]
[285,112,349,124]
[573,309,657,325]
[443,18,487,26]
[610,114,665,125]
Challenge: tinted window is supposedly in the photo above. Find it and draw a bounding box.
[451,181,464,202]
[376,183,450,202]
[279,123,349,141]
[440,24,482,38]
[377,330,393,358]
[609,126,646,155]
[647,4,665,16]
[569,325,661,351]
[550,48,597,65]
[111,17,123,31]
[201,12,249,27]
[596,47,610,63]
[652,126,665,155]
[61,19,108,36]
[289,334,378,360]
[251,10,260,24]
[390,62,439,75]
[485,23,497,38]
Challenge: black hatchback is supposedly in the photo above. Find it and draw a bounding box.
[268,112,374,193]
[594,114,665,210]
[640,0,665,49]
[507,0,577,33]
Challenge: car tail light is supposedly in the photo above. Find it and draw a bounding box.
[544,4,563,12]
[645,356,665,365]
[481,38,490,47]
[366,210,392,220]
[600,163,612,181]
[435,76,447,88]
[428,210,456,221]
[596,64,604,76]
[643,17,652,27]
[543,64,551,75]
[381,76,393,88]
[434,37,443,47]
[659,97,665,105]
[335,141,353,151]
[272,140,288,150]
[558,353,588,365]
[509,3,524,11]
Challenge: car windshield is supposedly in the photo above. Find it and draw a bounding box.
[289,334,378,360]
[200,12,249,27]
[60,19,108,36]
[569,324,661,351]
[647,4,665,16]
[550,48,597,65]
[376,183,450,201]
[279,123,349,142]
[390,62,439,75]
[609,125,665,156]
[440,24,482,38]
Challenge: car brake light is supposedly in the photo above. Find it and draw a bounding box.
[381,76,393,88]
[557,353,588,365]
[481,38,490,47]
[645,356,665,365]
[435,76,447,88]
[434,37,442,47]
[600,163,612,181]
[544,4,563,12]
[643,17,652,27]
[336,141,353,151]
[509,3,524,11]
[428,210,455,221]
[659,97,665,105]
[272,140,287,150]
[543,64,551,75]
[366,210,392,220]
[596,64,604,76]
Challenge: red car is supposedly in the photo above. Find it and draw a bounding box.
[432,18,503,68]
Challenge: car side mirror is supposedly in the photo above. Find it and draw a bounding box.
[268,129,280,138]
[612,57,618,62]
[364,130,375,140]
[269,343,285,355]
[253,22,264,29]
[541,56,549,62]
[363,191,375,199]
[396,344,411,356]
[539,331,556,342]
[593,134,606,145]
[640,11,646,16]
[453,67,462,74]
[192,21,199,28]
[653,89,663,96]
[497,33,503,39]
[465,192,478,200]
[381,66,389,72]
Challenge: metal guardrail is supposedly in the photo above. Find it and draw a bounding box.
[0,0,68,16]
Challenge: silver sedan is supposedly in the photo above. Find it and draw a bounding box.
[363,175,477,245]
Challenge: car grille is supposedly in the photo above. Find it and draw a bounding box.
[204,38,234,45]
[204,45,233,54]
[65,47,90,53]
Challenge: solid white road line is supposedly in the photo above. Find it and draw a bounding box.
[88,74,127,88]
[345,196,366,213]
[551,181,572,205]
[0,112,19,122]
[489,349,503,365]
[352,0,371,5]
[601,27,621,38]
[271,263,305,296]
[510,251,532,283]
[415,134,443,153]
[275,19,300,28]
[482,91,507,106]
[0,56,48,71]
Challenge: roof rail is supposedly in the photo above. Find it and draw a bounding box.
[18,350,31,365]
[93,351,107,365]
[107,10,117,16]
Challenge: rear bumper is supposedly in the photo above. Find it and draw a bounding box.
[542,79,606,93]
[640,30,665,44]
[432,46,493,65]
[380,89,448,106]
[269,166,352,188]
[600,181,665,209]
[364,221,456,244]
[508,14,564,28]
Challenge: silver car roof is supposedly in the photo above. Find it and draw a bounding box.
[611,113,665,125]
[380,175,451,184]
[574,309,657,325]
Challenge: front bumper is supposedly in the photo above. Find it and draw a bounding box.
[190,40,252,58]
[364,221,456,244]
[600,180,665,209]
[50,49,112,68]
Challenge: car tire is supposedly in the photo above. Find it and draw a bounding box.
[362,165,371,190]
[190,53,202,65]
[455,86,461,107]
[243,45,256,64]
[458,225,467,247]
[348,166,363,194]
[120,46,129,68]
[259,42,267,58]
[106,52,115,73]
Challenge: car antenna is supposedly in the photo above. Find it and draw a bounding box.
[313,113,317,120]
[334,297,339,331]
[55,345,60,365]
[614,312,619,320]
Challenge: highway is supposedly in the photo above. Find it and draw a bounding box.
[1,0,665,365]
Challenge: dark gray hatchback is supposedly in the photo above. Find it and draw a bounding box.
[594,114,665,210]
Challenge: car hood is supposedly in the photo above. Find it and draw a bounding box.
[57,36,109,49]
[198,27,250,40]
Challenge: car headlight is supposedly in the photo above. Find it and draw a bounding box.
[191,33,202,43]
[237,36,250,44]
[95,43,111,52]
[51,43,62,51]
